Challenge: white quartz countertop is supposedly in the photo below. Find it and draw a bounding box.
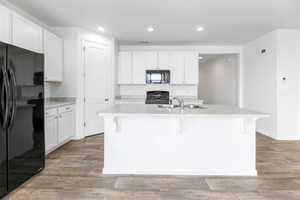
[99,104,268,118]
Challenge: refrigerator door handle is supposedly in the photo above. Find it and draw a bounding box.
[0,68,9,128]
[7,67,17,130]
[0,68,4,126]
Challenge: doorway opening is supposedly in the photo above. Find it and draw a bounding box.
[198,54,239,106]
[82,40,109,137]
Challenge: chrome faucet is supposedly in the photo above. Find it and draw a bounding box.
[172,97,184,108]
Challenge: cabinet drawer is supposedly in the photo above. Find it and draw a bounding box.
[58,105,74,113]
[45,108,58,117]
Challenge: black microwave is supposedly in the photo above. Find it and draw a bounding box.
[146,70,170,84]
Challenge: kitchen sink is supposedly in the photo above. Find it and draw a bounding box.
[157,104,207,109]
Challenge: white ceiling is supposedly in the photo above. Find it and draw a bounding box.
[6,0,300,45]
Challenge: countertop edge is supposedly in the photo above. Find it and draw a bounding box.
[45,101,76,109]
[98,112,269,119]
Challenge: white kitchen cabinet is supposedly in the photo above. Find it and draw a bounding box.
[45,109,59,152]
[132,52,146,84]
[58,105,75,143]
[118,51,199,85]
[144,51,158,69]
[44,30,63,82]
[118,52,132,84]
[184,52,199,84]
[132,51,158,84]
[0,4,11,44]
[45,104,75,154]
[158,52,170,69]
[12,13,43,53]
[169,52,185,84]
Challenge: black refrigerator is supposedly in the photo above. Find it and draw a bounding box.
[0,42,45,198]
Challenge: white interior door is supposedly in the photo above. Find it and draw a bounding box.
[84,41,109,137]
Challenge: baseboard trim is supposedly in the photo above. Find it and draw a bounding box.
[102,168,257,176]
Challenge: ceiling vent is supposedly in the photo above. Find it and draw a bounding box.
[139,41,151,45]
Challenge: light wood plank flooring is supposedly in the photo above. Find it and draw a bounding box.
[5,133,300,200]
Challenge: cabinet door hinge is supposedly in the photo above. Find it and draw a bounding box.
[84,122,86,127]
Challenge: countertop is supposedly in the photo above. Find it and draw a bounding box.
[98,104,268,118]
[115,96,203,104]
[115,97,146,104]
[45,98,76,109]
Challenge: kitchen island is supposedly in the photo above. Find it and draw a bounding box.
[99,104,267,176]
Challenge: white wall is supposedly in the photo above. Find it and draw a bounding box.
[276,29,300,140]
[198,55,239,106]
[243,29,300,140]
[48,27,116,140]
[243,31,278,139]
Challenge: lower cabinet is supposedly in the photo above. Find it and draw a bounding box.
[45,113,59,152]
[58,106,75,143]
[45,105,75,154]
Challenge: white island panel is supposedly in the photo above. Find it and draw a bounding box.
[100,105,267,176]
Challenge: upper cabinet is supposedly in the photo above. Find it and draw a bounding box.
[44,30,63,82]
[118,52,132,84]
[169,52,185,84]
[158,52,170,69]
[0,4,11,44]
[169,52,199,84]
[144,51,158,69]
[132,52,146,84]
[12,13,43,53]
[184,52,199,84]
[118,51,199,85]
[0,4,64,82]
[132,51,158,84]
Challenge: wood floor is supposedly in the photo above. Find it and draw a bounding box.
[5,133,300,200]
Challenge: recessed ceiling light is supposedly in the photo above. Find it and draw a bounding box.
[196,26,205,32]
[199,56,204,60]
[147,27,154,32]
[97,26,105,32]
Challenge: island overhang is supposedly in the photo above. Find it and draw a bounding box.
[99,104,268,176]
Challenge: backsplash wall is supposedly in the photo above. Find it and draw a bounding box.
[118,85,198,98]
[44,82,51,98]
